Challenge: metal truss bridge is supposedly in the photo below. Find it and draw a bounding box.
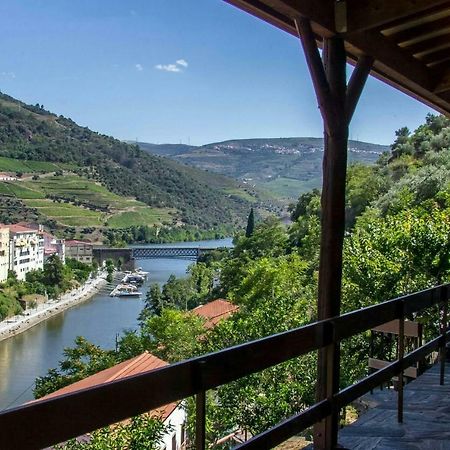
[131,247,216,260]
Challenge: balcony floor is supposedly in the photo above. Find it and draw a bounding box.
[339,362,450,450]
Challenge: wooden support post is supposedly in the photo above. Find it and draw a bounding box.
[440,286,448,386]
[397,304,405,423]
[295,15,373,450]
[196,391,206,450]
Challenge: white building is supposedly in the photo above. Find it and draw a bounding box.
[0,172,17,181]
[0,226,9,282]
[42,231,65,264]
[8,224,44,280]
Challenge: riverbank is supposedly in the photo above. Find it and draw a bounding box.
[0,272,108,342]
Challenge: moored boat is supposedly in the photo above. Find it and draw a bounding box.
[110,284,142,297]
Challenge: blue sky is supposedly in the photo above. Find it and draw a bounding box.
[0,0,434,146]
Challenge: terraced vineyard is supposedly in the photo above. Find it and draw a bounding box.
[0,156,74,173]
[1,172,176,229]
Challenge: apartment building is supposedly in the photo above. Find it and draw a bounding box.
[8,225,44,280]
[65,240,93,264]
[0,226,9,282]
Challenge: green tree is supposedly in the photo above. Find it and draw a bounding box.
[139,283,163,321]
[139,309,205,363]
[245,208,255,237]
[56,414,169,450]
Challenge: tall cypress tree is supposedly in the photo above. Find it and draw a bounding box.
[245,208,255,238]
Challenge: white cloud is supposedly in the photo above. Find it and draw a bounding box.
[135,63,143,71]
[155,59,188,73]
[155,63,182,73]
[176,59,188,68]
[0,71,16,79]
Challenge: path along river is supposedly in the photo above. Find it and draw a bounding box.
[0,238,232,411]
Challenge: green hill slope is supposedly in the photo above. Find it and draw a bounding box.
[139,137,389,199]
[0,92,265,238]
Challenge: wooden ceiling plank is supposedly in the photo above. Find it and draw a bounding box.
[346,0,450,34]
[406,34,450,55]
[347,30,432,90]
[434,69,450,93]
[420,47,450,64]
[386,16,450,45]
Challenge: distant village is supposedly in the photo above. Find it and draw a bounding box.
[0,223,93,283]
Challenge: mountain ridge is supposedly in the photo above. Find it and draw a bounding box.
[136,137,389,198]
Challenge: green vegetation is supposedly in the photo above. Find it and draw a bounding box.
[33,114,450,447]
[1,173,177,237]
[0,257,94,321]
[245,208,255,238]
[56,414,169,450]
[264,175,322,198]
[0,156,70,173]
[106,208,174,228]
[0,91,261,235]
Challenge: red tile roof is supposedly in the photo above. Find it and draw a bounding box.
[191,299,239,329]
[4,224,36,234]
[66,239,92,246]
[36,352,178,421]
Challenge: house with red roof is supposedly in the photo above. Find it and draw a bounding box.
[191,299,239,329]
[35,351,186,450]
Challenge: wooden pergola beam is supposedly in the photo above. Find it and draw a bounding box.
[346,55,375,123]
[346,0,450,34]
[294,17,335,133]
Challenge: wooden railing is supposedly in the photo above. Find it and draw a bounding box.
[0,284,448,450]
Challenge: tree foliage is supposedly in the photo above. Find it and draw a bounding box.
[32,114,450,448]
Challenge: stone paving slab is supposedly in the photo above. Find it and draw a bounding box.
[339,363,450,449]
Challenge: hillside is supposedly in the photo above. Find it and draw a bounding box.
[0,92,272,240]
[139,137,389,198]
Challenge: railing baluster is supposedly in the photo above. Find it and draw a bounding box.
[440,286,448,386]
[397,302,405,423]
[196,391,206,450]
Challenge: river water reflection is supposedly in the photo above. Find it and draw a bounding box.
[0,238,232,410]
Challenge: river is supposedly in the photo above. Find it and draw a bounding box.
[0,238,232,411]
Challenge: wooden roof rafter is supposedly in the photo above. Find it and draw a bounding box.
[224,0,450,116]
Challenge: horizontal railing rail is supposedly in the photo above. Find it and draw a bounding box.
[0,283,448,450]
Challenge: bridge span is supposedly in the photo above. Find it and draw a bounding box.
[93,246,224,267]
[131,247,217,260]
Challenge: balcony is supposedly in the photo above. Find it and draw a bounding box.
[0,284,448,450]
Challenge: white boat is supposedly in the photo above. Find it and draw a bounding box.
[134,267,149,278]
[110,284,142,297]
[121,274,146,285]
